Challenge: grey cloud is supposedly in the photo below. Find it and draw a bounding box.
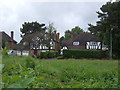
[0,1,107,43]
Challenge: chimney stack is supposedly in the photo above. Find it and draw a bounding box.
[11,31,14,40]
[70,32,74,40]
[57,33,60,41]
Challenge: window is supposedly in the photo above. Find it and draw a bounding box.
[90,41,97,45]
[22,50,29,56]
[73,42,79,45]
[86,41,101,50]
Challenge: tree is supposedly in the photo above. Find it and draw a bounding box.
[88,1,120,59]
[71,26,84,36]
[64,30,71,40]
[63,26,84,40]
[20,21,47,50]
[20,21,46,37]
[46,22,57,50]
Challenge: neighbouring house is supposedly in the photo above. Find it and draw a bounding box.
[61,32,102,51]
[15,31,60,56]
[0,31,17,50]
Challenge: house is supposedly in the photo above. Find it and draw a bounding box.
[15,31,60,56]
[61,32,102,50]
[0,31,17,50]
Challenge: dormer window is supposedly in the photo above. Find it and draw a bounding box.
[73,42,79,45]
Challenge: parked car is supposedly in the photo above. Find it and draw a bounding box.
[8,50,17,55]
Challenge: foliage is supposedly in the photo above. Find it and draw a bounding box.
[25,57,35,69]
[20,21,47,50]
[57,56,64,59]
[40,51,58,59]
[60,26,84,44]
[64,26,84,40]
[59,36,65,46]
[64,30,71,40]
[1,41,9,49]
[20,21,46,36]
[63,49,108,59]
[46,22,57,50]
[2,55,119,88]
[88,2,120,59]
[1,48,9,55]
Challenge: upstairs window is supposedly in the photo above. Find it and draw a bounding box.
[73,42,79,45]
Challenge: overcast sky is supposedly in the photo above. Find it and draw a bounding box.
[0,0,113,43]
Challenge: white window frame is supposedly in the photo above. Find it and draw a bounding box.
[73,42,80,45]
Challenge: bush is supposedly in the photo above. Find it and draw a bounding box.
[1,48,9,56]
[57,56,64,59]
[40,51,58,59]
[25,56,35,69]
[63,49,108,59]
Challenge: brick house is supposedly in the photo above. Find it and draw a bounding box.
[61,32,102,50]
[0,31,17,50]
[15,31,60,56]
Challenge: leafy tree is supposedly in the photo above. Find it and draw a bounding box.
[20,21,47,50]
[71,26,84,37]
[63,26,84,40]
[46,22,57,50]
[88,1,120,59]
[20,21,46,37]
[64,30,71,40]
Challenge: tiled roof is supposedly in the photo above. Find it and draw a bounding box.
[15,43,30,50]
[73,32,101,42]
[61,32,101,48]
[0,31,17,43]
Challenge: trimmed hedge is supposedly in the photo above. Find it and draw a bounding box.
[40,51,58,59]
[63,49,108,59]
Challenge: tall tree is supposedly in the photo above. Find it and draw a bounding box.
[20,21,46,37]
[88,1,120,59]
[64,26,84,40]
[46,22,57,50]
[71,26,84,36]
[20,21,47,50]
[64,30,71,40]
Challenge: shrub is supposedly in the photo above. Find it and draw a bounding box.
[1,48,9,56]
[25,56,35,69]
[40,51,58,59]
[57,56,64,59]
[63,49,108,59]
[40,52,48,59]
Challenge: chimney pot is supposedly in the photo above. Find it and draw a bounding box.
[11,31,14,40]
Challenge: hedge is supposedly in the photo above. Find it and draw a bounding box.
[40,51,58,59]
[63,49,108,59]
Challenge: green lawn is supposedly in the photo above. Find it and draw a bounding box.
[1,55,119,88]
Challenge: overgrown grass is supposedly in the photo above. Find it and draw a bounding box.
[2,55,119,88]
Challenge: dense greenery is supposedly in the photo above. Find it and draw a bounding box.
[19,21,47,50]
[40,51,58,59]
[1,48,9,56]
[20,21,46,36]
[88,2,120,59]
[2,55,119,88]
[63,49,108,59]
